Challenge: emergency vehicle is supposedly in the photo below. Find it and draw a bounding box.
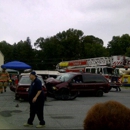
[56,55,130,82]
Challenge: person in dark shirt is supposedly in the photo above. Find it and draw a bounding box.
[24,71,45,128]
[73,76,82,83]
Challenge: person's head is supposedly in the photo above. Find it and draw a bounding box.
[29,71,37,81]
[77,76,81,80]
[83,100,130,130]
[2,68,6,72]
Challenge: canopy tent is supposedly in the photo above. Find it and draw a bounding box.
[1,61,31,70]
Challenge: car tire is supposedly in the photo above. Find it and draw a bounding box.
[96,89,103,97]
[69,91,78,100]
[54,90,61,100]
[109,86,112,91]
[54,88,69,100]
[60,88,70,100]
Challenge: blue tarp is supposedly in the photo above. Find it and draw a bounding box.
[1,61,31,70]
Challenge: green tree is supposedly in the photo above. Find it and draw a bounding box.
[34,29,85,69]
[0,41,13,63]
[107,34,130,55]
[34,28,107,69]
[34,37,45,49]
[83,43,109,58]
[56,29,84,60]
[81,35,103,45]
[12,39,33,67]
[80,35,106,58]
[125,47,130,57]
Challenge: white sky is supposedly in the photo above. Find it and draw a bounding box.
[0,0,130,47]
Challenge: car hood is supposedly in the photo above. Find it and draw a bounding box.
[18,83,30,86]
[46,78,62,84]
[18,83,45,86]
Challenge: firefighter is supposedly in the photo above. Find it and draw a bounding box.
[0,68,10,93]
[111,67,121,91]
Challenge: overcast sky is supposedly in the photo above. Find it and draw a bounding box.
[0,0,130,47]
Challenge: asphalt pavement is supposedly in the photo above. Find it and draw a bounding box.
[0,87,130,129]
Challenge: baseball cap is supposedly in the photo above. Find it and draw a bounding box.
[30,71,37,77]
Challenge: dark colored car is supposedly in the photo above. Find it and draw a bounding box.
[10,75,47,100]
[45,72,110,100]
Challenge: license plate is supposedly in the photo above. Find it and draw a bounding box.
[26,88,29,91]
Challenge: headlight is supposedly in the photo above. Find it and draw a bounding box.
[9,80,12,82]
[52,86,57,90]
[106,78,111,82]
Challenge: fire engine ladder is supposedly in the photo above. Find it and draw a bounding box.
[86,57,111,66]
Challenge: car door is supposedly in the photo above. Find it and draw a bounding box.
[82,74,107,92]
[69,75,84,92]
[82,74,96,92]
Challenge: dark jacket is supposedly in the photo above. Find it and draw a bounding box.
[28,77,44,102]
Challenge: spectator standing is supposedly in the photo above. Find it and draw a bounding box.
[24,71,45,128]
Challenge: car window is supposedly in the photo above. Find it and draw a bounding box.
[91,68,96,73]
[56,75,62,80]
[97,68,103,74]
[40,74,48,80]
[83,74,106,83]
[49,75,59,78]
[38,77,45,84]
[86,68,90,72]
[56,73,74,82]
[72,75,83,83]
[19,76,45,84]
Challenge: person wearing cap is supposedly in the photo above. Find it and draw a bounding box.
[24,71,45,128]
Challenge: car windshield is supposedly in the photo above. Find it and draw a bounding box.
[19,76,44,85]
[103,68,119,75]
[56,73,74,82]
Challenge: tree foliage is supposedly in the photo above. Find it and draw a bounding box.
[0,41,13,62]
[0,29,130,70]
[107,34,130,55]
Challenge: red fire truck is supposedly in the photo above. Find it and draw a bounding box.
[56,55,130,82]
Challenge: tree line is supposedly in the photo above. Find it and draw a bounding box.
[0,28,130,70]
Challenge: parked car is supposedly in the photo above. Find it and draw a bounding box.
[45,72,111,100]
[10,75,47,100]
[21,70,61,81]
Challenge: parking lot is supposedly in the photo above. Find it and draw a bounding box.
[0,87,130,129]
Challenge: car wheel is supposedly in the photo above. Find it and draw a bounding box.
[60,88,70,100]
[54,88,69,100]
[69,91,78,100]
[96,89,103,97]
[109,86,112,91]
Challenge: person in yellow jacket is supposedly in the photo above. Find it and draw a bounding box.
[0,68,10,93]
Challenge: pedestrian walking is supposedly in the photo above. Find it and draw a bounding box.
[24,71,45,128]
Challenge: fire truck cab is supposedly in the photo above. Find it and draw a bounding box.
[86,66,115,79]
